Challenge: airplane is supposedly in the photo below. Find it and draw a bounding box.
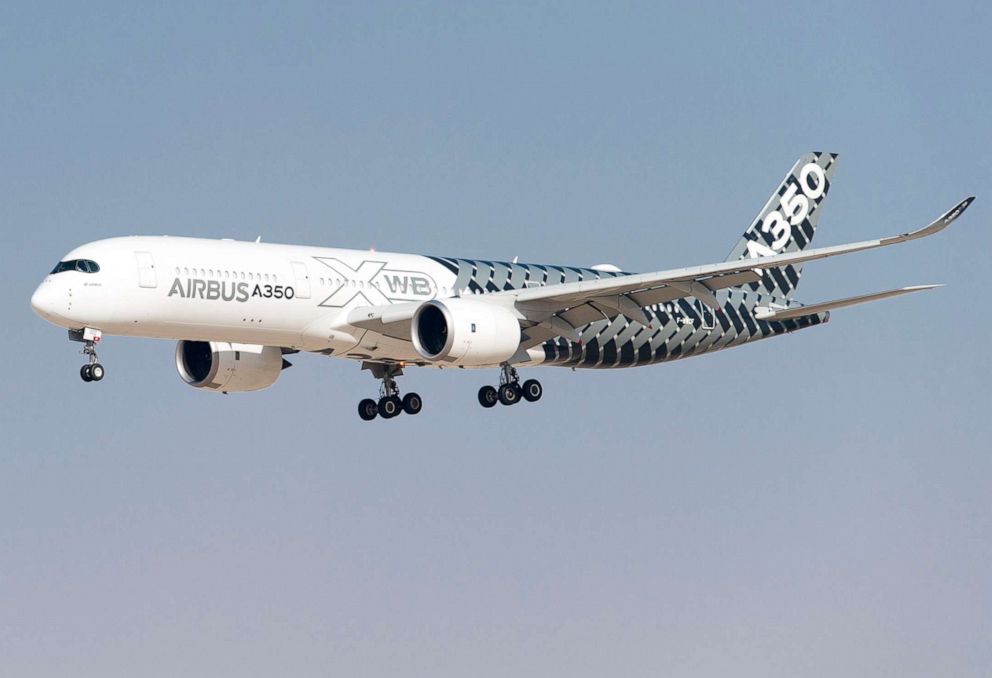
[30,153,973,421]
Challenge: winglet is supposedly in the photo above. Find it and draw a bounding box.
[943,196,975,225]
[885,196,975,244]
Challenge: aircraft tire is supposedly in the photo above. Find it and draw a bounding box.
[478,385,498,408]
[521,379,542,402]
[402,392,423,415]
[358,398,379,421]
[498,383,521,406]
[379,395,401,419]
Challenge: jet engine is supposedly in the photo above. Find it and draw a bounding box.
[411,298,521,367]
[175,341,289,392]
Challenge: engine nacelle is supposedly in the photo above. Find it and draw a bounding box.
[175,341,286,392]
[411,298,521,367]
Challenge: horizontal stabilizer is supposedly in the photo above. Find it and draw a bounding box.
[753,285,942,320]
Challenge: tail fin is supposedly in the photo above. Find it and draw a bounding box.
[724,152,839,300]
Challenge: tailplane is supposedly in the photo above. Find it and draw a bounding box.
[725,152,839,300]
[753,284,941,321]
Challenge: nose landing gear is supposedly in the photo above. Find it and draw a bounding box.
[358,362,423,421]
[478,364,542,409]
[80,363,104,382]
[70,328,105,383]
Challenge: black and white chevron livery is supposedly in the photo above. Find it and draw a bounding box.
[426,255,826,369]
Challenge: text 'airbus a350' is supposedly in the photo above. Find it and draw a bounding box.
[31,153,973,421]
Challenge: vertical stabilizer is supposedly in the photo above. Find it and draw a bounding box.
[724,152,839,300]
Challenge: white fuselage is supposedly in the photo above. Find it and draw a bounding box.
[30,236,547,367]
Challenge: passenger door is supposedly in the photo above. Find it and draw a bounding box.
[135,251,157,288]
[291,261,311,299]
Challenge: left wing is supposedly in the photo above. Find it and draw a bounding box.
[348,197,973,341]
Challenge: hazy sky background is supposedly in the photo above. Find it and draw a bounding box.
[2,2,990,677]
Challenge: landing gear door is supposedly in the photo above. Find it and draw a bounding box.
[291,261,311,299]
[135,251,157,288]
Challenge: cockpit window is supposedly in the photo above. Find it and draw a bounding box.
[50,259,100,274]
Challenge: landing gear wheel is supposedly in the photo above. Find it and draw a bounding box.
[379,395,402,419]
[402,392,423,415]
[358,398,379,421]
[521,379,542,402]
[498,382,521,406]
[478,385,498,408]
[89,363,105,381]
[80,365,93,382]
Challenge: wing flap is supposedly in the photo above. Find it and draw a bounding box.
[559,304,607,328]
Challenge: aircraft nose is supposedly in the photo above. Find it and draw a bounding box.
[31,281,60,319]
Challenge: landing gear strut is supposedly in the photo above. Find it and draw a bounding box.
[358,362,423,421]
[70,328,105,383]
[478,364,542,409]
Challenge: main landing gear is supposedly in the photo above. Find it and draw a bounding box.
[358,362,423,422]
[478,364,542,409]
[70,328,105,383]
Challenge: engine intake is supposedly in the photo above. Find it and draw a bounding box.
[175,341,287,392]
[411,298,521,367]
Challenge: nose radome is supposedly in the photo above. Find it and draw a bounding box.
[31,281,58,319]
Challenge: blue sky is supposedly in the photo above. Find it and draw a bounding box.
[2,2,990,676]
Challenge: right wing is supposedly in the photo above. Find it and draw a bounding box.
[348,197,974,341]
[504,196,974,333]
[513,197,972,307]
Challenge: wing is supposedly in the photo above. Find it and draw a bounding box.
[348,197,973,342]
